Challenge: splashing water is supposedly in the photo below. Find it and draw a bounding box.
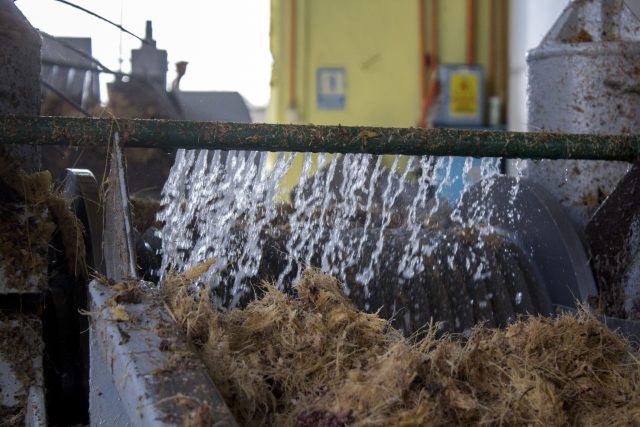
[158,149,531,331]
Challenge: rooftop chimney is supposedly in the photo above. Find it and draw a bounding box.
[131,21,167,90]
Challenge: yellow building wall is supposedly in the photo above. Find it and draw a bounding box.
[269,0,420,127]
[438,1,467,65]
[268,0,507,127]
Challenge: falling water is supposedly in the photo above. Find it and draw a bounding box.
[158,149,535,332]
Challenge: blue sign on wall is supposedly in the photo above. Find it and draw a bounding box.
[317,67,346,110]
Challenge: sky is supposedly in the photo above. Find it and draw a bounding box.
[16,0,273,107]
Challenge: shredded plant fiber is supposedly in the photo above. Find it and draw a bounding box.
[0,147,87,290]
[165,265,640,427]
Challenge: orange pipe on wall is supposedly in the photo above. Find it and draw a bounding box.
[419,0,439,128]
[488,0,496,96]
[466,0,476,64]
[429,0,438,70]
[418,0,427,127]
[288,0,297,110]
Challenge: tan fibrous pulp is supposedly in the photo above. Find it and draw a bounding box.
[164,262,640,427]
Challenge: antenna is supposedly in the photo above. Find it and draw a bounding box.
[118,0,124,73]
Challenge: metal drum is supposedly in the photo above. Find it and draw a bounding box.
[518,0,640,227]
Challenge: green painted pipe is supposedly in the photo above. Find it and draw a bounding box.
[1,115,639,161]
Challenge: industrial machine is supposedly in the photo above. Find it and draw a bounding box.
[5,122,640,425]
[3,0,640,425]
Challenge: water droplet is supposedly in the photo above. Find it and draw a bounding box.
[515,291,523,305]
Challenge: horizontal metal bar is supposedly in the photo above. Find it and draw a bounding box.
[1,115,639,161]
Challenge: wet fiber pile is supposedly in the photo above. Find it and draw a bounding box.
[0,147,86,290]
[165,264,640,426]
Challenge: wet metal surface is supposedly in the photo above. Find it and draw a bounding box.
[103,131,137,282]
[0,317,47,427]
[522,0,640,226]
[0,0,42,171]
[64,168,105,274]
[460,176,597,307]
[89,280,237,426]
[586,162,640,319]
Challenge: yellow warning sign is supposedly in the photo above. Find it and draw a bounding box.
[449,73,479,118]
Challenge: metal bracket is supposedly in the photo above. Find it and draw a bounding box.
[103,131,137,282]
[65,168,105,274]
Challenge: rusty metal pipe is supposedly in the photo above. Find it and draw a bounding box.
[1,115,639,161]
[420,0,439,127]
[488,0,496,96]
[466,0,476,64]
[418,0,427,127]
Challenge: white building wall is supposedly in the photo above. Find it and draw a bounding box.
[508,0,569,131]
